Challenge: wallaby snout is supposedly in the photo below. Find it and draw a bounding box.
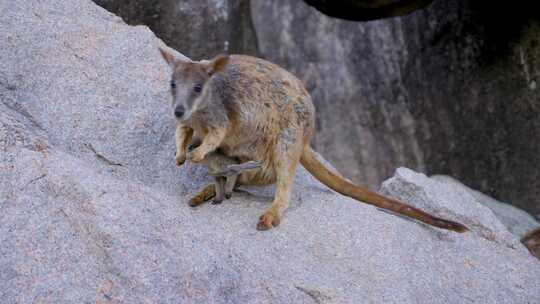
[174,105,185,118]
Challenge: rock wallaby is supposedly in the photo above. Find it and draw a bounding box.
[187,139,262,204]
[159,47,468,232]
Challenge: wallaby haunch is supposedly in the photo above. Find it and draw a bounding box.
[159,47,468,232]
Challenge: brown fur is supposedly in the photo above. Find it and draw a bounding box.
[521,227,540,260]
[160,48,468,232]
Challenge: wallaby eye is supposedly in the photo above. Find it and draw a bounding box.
[170,80,176,89]
[194,84,203,93]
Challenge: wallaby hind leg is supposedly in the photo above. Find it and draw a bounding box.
[189,183,216,207]
[224,175,239,199]
[213,177,226,204]
[257,144,302,230]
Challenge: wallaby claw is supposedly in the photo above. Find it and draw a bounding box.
[175,153,186,166]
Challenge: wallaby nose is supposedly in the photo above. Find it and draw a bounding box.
[174,107,185,118]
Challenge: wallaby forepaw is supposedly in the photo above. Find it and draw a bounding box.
[256,211,280,231]
[188,148,206,163]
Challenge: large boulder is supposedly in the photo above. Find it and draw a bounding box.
[431,175,539,238]
[251,0,540,219]
[1,0,539,303]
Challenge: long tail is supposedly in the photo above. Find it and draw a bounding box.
[300,146,468,233]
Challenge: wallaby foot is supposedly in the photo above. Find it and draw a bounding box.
[188,184,216,207]
[256,207,281,231]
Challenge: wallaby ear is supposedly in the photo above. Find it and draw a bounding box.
[159,47,176,67]
[205,54,229,75]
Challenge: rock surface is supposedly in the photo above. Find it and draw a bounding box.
[251,0,540,219]
[1,0,540,303]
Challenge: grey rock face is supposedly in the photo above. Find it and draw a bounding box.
[92,0,259,59]
[251,0,540,219]
[1,0,540,303]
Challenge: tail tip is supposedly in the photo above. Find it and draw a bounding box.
[436,218,469,233]
[449,222,469,233]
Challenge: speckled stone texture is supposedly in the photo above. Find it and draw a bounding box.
[1,0,539,303]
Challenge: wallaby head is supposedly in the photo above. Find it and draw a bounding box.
[159,47,229,123]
